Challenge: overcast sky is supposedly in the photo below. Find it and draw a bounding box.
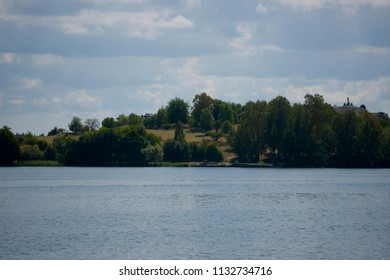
[1,0,390,134]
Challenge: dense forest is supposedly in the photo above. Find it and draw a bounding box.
[1,93,389,167]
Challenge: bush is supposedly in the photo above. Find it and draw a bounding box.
[162,123,173,130]
[163,139,189,162]
[205,144,223,162]
[21,146,44,161]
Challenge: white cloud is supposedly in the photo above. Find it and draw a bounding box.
[58,10,193,39]
[9,99,26,105]
[230,23,257,55]
[256,3,269,14]
[131,86,167,110]
[83,0,147,4]
[355,46,390,55]
[278,0,390,11]
[230,23,289,55]
[31,54,65,66]
[65,90,102,106]
[186,0,203,8]
[18,77,42,89]
[33,98,51,106]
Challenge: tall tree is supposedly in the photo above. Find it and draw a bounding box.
[68,116,83,134]
[174,121,186,144]
[116,114,129,127]
[234,100,267,162]
[359,112,383,167]
[102,117,115,128]
[156,107,168,127]
[0,126,20,166]
[192,92,213,126]
[333,110,362,167]
[199,108,215,131]
[85,118,100,131]
[266,96,291,162]
[167,97,189,124]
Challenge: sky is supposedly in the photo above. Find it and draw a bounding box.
[1,0,390,135]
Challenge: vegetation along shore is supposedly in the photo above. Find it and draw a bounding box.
[1,93,389,168]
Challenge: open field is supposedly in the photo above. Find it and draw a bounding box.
[146,129,214,142]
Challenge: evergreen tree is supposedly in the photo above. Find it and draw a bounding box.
[174,121,186,144]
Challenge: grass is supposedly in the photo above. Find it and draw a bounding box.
[146,128,213,142]
[17,160,64,167]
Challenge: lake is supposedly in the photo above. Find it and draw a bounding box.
[0,167,389,260]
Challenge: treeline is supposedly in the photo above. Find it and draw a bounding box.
[53,121,222,166]
[1,93,389,167]
[234,94,390,167]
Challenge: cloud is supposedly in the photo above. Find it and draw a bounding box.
[230,23,257,55]
[83,0,147,4]
[32,98,51,106]
[186,0,203,8]
[31,54,65,66]
[17,77,42,89]
[65,90,102,106]
[278,0,390,11]
[0,52,21,64]
[9,98,26,105]
[230,23,289,55]
[256,3,269,14]
[57,10,193,39]
[355,46,390,55]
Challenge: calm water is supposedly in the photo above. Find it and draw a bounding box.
[0,167,389,260]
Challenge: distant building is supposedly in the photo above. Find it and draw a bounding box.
[333,97,368,117]
[334,98,389,120]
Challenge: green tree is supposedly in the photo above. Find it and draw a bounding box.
[0,126,20,166]
[221,120,234,135]
[128,113,143,126]
[68,116,83,134]
[359,112,383,167]
[199,108,215,131]
[188,142,206,162]
[266,96,291,162]
[284,94,336,167]
[380,126,390,167]
[212,100,234,131]
[85,118,100,131]
[141,144,164,162]
[192,92,213,127]
[116,114,129,127]
[44,145,57,160]
[333,110,362,167]
[48,127,66,136]
[174,121,186,144]
[156,107,168,127]
[205,144,223,162]
[102,117,116,128]
[52,136,76,163]
[163,139,189,162]
[303,94,336,167]
[167,97,189,124]
[21,146,44,161]
[234,100,267,162]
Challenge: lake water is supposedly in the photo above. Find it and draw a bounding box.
[0,167,389,260]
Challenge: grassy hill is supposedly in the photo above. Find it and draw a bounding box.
[37,128,236,162]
